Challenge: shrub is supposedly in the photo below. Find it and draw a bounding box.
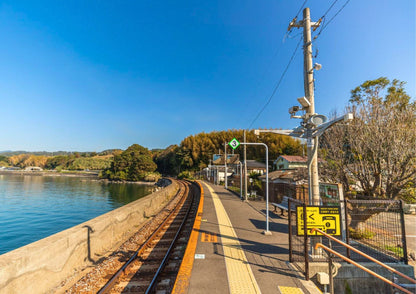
[67,157,112,171]
[348,228,375,239]
[384,245,404,256]
[178,170,193,180]
[143,172,161,182]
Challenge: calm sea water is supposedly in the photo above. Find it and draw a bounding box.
[0,174,154,255]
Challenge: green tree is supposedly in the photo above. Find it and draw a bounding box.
[154,145,182,176]
[103,144,157,181]
[67,157,112,170]
[45,155,70,170]
[0,155,9,167]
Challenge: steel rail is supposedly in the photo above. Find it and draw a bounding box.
[98,180,189,294]
[311,228,416,284]
[315,243,413,294]
[145,181,196,293]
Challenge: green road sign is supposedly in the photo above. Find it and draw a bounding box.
[228,138,240,150]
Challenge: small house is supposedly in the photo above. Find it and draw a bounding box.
[273,155,323,170]
[274,155,308,170]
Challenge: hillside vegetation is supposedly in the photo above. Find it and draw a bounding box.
[154,129,303,175]
[4,153,114,171]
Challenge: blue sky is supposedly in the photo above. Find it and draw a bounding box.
[0,1,414,151]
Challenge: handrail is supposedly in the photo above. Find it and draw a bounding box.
[315,243,413,294]
[311,228,416,284]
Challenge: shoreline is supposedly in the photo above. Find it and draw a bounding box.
[0,170,157,185]
[0,170,99,178]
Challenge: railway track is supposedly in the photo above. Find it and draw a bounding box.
[66,179,200,294]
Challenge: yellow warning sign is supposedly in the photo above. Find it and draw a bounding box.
[296,206,341,236]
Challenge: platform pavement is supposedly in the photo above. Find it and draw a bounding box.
[186,181,321,294]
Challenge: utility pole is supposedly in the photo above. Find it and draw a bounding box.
[244,130,248,201]
[224,142,228,189]
[240,162,243,199]
[288,7,321,205]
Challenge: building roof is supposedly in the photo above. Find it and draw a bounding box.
[245,160,266,169]
[275,155,324,163]
[259,168,308,184]
[277,155,308,163]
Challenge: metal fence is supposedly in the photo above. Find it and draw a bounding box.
[288,198,408,280]
[346,199,407,263]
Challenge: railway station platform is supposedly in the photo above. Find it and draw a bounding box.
[173,181,321,294]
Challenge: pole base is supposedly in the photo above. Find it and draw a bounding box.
[262,230,272,236]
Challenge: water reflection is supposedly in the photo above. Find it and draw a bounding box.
[107,183,154,205]
[0,174,153,255]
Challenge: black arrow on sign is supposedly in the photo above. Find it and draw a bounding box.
[309,213,315,221]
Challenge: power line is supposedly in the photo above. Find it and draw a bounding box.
[322,0,339,18]
[244,1,309,130]
[245,43,284,110]
[244,1,311,129]
[248,36,303,129]
[285,31,303,41]
[294,0,309,21]
[314,0,351,41]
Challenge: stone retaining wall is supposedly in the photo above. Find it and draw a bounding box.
[0,180,179,294]
[334,262,415,294]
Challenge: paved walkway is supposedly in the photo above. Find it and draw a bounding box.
[186,181,320,294]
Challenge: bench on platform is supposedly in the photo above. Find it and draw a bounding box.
[271,196,296,215]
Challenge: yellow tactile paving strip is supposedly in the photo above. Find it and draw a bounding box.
[171,181,204,294]
[206,184,262,294]
[278,286,305,294]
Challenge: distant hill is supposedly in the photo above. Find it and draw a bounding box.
[0,151,78,157]
[99,149,123,156]
[0,149,126,157]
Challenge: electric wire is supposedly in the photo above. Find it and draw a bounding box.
[246,0,350,130]
[285,31,303,40]
[245,44,284,111]
[248,36,303,129]
[322,0,339,18]
[314,0,351,41]
[294,0,309,22]
[244,1,310,130]
[246,0,310,108]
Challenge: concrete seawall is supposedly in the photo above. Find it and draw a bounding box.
[0,180,179,294]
